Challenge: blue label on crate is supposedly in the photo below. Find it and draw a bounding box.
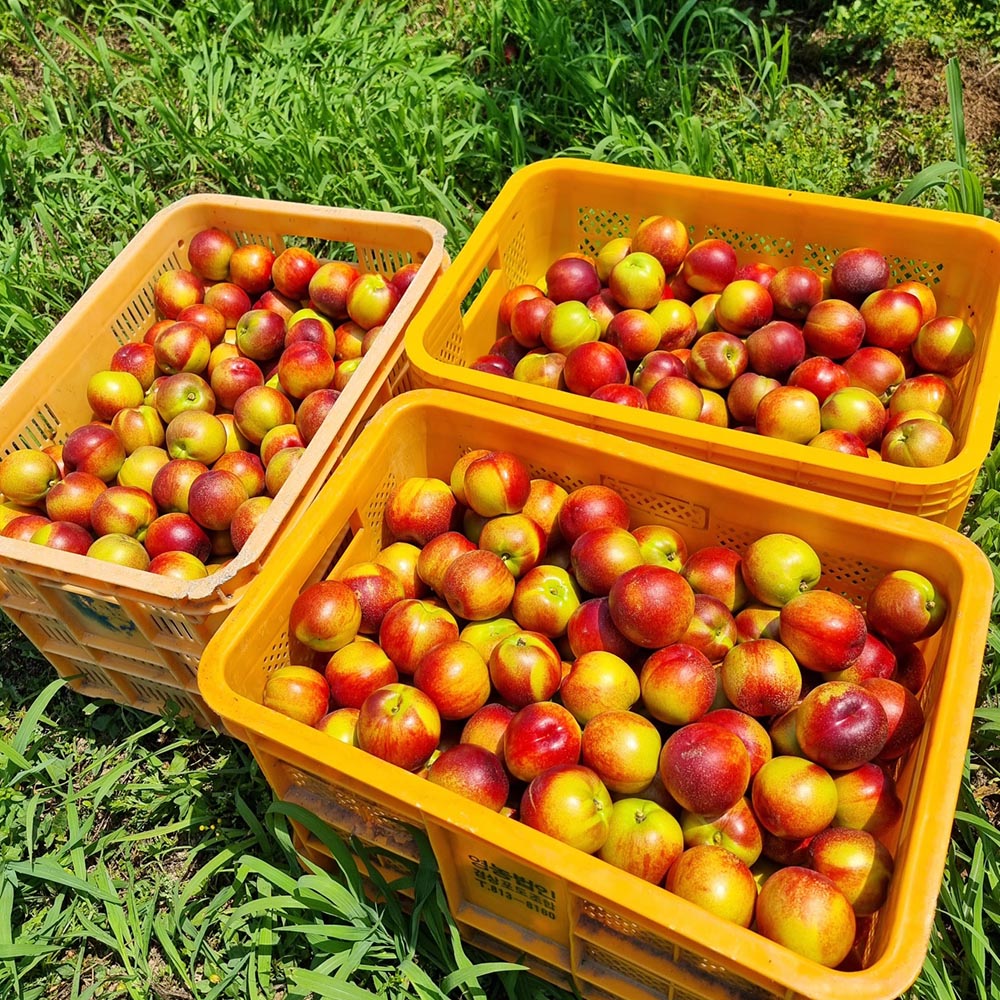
[64,592,138,637]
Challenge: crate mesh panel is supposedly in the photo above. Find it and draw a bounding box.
[9,405,61,451]
[93,649,174,684]
[585,939,778,1000]
[575,982,627,1000]
[0,568,48,606]
[234,230,277,250]
[262,631,292,681]
[581,941,678,997]
[285,768,421,862]
[359,245,411,275]
[147,609,201,645]
[437,309,469,366]
[580,902,782,1000]
[706,226,796,263]
[56,658,114,690]
[816,551,881,601]
[608,476,710,532]
[531,467,588,495]
[501,223,530,288]
[32,616,83,647]
[129,676,194,710]
[174,651,200,682]
[702,519,759,553]
[578,207,631,254]
[112,296,151,345]
[364,475,398,537]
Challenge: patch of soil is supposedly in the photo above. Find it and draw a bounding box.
[973,767,999,826]
[890,39,1000,149]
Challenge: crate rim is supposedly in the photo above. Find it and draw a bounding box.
[197,388,994,1000]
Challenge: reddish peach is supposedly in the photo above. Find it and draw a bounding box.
[557,484,630,546]
[646,375,704,420]
[460,702,515,756]
[714,279,774,336]
[632,214,689,275]
[832,763,903,835]
[324,638,398,709]
[639,643,717,726]
[154,268,205,319]
[860,676,925,760]
[751,755,838,839]
[30,520,93,555]
[384,476,460,547]
[681,238,738,294]
[519,763,613,854]
[187,227,237,281]
[581,710,661,794]
[375,541,430,600]
[865,568,946,643]
[755,866,856,967]
[177,302,227,347]
[339,560,406,635]
[609,564,696,650]
[378,598,460,675]
[503,700,582,782]
[680,545,749,612]
[289,579,362,653]
[795,680,888,771]
[565,596,640,661]
[659,721,751,816]
[489,629,563,708]
[755,385,822,443]
[680,796,763,867]
[356,682,441,772]
[830,247,890,304]
[262,664,330,726]
[823,631,896,684]
[802,299,865,359]
[308,261,360,319]
[701,708,773,778]
[768,264,824,320]
[559,650,640,724]
[570,526,644,596]
[230,495,272,553]
[720,638,802,717]
[779,590,868,674]
[426,744,510,812]
[186,468,249,532]
[679,593,738,662]
[228,243,275,297]
[598,798,684,884]
[413,638,492,720]
[462,450,532,518]
[439,548,516,621]
[204,281,252,327]
[665,844,757,927]
[808,826,895,916]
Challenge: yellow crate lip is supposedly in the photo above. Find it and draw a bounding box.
[402,156,1000,490]
[0,193,448,606]
[197,389,994,1000]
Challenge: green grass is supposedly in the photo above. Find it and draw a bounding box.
[1,2,998,998]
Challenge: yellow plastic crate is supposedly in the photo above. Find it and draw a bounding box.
[197,389,992,1000]
[403,158,1000,528]
[0,195,446,726]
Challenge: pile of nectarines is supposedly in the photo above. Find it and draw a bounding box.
[470,217,975,468]
[0,227,418,579]
[262,446,944,969]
